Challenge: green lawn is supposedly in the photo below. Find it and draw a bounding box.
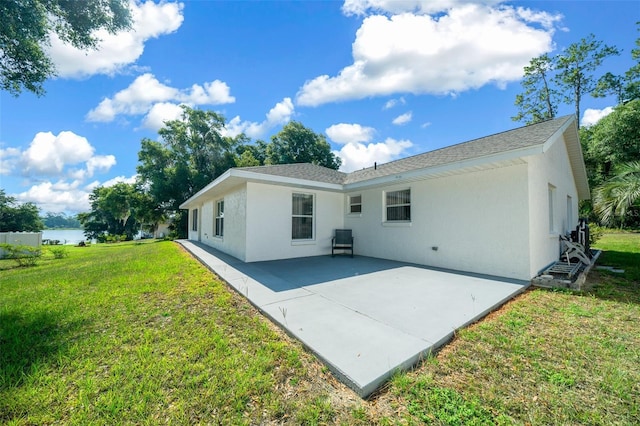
[1,235,638,424]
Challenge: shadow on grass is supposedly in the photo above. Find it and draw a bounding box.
[0,310,83,389]
[584,250,640,305]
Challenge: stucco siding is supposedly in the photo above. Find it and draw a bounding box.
[345,163,531,280]
[527,134,581,277]
[245,182,344,262]
[187,185,247,261]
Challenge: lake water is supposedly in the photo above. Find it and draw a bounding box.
[42,229,89,245]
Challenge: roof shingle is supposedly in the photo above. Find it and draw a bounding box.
[237,115,573,185]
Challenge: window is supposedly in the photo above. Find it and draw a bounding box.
[566,195,573,233]
[386,189,411,221]
[292,193,314,240]
[548,184,556,233]
[349,195,362,214]
[215,200,224,237]
[191,208,198,231]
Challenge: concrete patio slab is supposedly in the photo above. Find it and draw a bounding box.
[178,240,528,397]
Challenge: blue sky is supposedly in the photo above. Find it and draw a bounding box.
[1,0,638,214]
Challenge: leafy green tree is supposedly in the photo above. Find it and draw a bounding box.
[554,34,620,128]
[593,23,640,103]
[266,121,341,170]
[78,183,143,241]
[512,54,559,124]
[236,150,261,167]
[513,34,620,127]
[593,161,640,227]
[42,212,81,229]
[0,190,44,231]
[1,0,131,96]
[236,139,268,167]
[137,106,240,238]
[581,99,640,186]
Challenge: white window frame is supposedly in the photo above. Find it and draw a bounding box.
[215,199,224,237]
[292,193,314,240]
[349,194,362,214]
[566,195,573,234]
[191,208,198,232]
[385,189,411,222]
[548,184,556,234]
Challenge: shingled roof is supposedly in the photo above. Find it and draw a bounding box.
[239,115,575,185]
[236,163,347,185]
[344,115,574,184]
[182,115,585,208]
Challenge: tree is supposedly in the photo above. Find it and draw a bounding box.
[581,99,640,186]
[554,34,620,128]
[137,106,240,238]
[512,54,559,124]
[513,34,620,127]
[1,0,131,96]
[78,183,144,241]
[266,121,341,170]
[593,23,640,103]
[0,190,44,231]
[236,139,268,167]
[593,161,640,227]
[42,212,81,229]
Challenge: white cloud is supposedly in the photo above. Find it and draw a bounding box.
[421,121,432,128]
[0,147,21,175]
[48,1,184,78]
[142,102,185,131]
[86,155,117,177]
[180,81,236,105]
[3,131,116,184]
[326,123,375,145]
[392,111,412,125]
[383,97,406,109]
[21,131,95,175]
[343,0,505,16]
[102,175,139,187]
[581,107,614,127]
[13,174,139,214]
[297,4,559,106]
[16,180,92,213]
[336,137,413,172]
[222,98,295,138]
[86,73,235,125]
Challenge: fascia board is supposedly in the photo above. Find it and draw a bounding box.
[179,169,233,209]
[179,169,344,209]
[344,144,544,191]
[233,169,344,191]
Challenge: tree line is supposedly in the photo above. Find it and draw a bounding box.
[513,27,640,228]
[2,1,638,235]
[78,114,341,240]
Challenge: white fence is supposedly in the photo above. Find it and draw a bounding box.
[0,232,42,258]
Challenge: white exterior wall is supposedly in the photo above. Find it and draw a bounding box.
[189,185,248,261]
[244,182,344,262]
[345,163,531,280]
[527,135,580,276]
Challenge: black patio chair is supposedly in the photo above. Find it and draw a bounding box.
[332,229,354,257]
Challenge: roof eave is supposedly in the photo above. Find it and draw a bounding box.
[179,169,344,209]
[345,144,545,190]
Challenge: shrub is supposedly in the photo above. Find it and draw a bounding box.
[48,246,69,259]
[0,243,42,267]
[589,224,604,247]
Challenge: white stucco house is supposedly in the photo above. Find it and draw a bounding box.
[180,115,589,281]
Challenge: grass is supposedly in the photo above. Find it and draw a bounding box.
[0,241,358,424]
[1,234,638,424]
